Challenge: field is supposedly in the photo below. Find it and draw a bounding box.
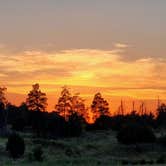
[0,130,166,166]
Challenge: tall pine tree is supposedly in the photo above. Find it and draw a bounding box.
[26,83,47,112]
[55,86,89,121]
[55,86,72,119]
[91,92,109,121]
[0,87,8,135]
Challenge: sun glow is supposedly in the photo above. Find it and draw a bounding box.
[0,46,165,114]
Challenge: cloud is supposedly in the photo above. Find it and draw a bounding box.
[0,47,165,99]
[114,43,129,48]
[24,50,42,55]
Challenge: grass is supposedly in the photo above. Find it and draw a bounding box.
[0,130,166,165]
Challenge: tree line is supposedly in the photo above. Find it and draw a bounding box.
[1,83,110,122]
[0,83,166,138]
[0,83,166,162]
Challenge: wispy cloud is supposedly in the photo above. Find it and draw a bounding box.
[0,47,165,99]
[114,43,129,48]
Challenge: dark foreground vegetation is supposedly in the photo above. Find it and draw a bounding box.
[0,84,166,165]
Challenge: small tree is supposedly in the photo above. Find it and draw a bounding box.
[67,113,84,137]
[156,103,166,127]
[91,92,110,121]
[94,115,112,130]
[26,83,47,112]
[0,87,8,106]
[6,133,25,159]
[117,123,156,144]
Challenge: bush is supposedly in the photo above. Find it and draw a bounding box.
[6,133,25,159]
[156,155,165,164]
[157,135,166,146]
[94,115,112,130]
[44,113,67,138]
[67,113,85,137]
[117,123,156,144]
[121,160,129,165]
[33,145,44,161]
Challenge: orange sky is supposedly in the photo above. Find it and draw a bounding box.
[0,1,166,114]
[1,44,165,113]
[1,45,166,99]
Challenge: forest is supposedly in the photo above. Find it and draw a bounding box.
[0,83,166,165]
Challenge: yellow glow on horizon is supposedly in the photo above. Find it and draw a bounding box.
[0,48,165,102]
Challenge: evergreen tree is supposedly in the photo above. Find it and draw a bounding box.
[26,83,47,112]
[71,93,89,121]
[26,84,47,136]
[0,87,8,135]
[55,86,89,121]
[156,103,166,127]
[55,86,72,119]
[0,87,8,107]
[91,92,109,120]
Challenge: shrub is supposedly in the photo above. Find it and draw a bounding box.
[94,115,112,130]
[121,160,129,165]
[65,148,73,157]
[156,104,166,127]
[117,123,156,144]
[67,113,84,137]
[157,135,166,146]
[6,133,25,159]
[147,160,154,165]
[139,159,146,165]
[156,155,165,164]
[33,145,44,161]
[44,113,67,138]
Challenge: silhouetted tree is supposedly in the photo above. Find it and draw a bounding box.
[26,84,47,136]
[156,103,166,127]
[94,115,112,130]
[71,93,89,121]
[0,87,8,105]
[7,103,29,131]
[108,115,125,131]
[6,103,19,124]
[43,112,67,138]
[55,86,72,119]
[6,133,25,159]
[18,102,30,126]
[67,112,85,137]
[91,92,109,121]
[26,83,47,112]
[0,87,8,136]
[117,123,156,144]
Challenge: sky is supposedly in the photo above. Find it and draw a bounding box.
[0,0,165,111]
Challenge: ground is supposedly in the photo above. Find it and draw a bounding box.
[0,130,166,166]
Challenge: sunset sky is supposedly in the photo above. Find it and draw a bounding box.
[0,0,166,111]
